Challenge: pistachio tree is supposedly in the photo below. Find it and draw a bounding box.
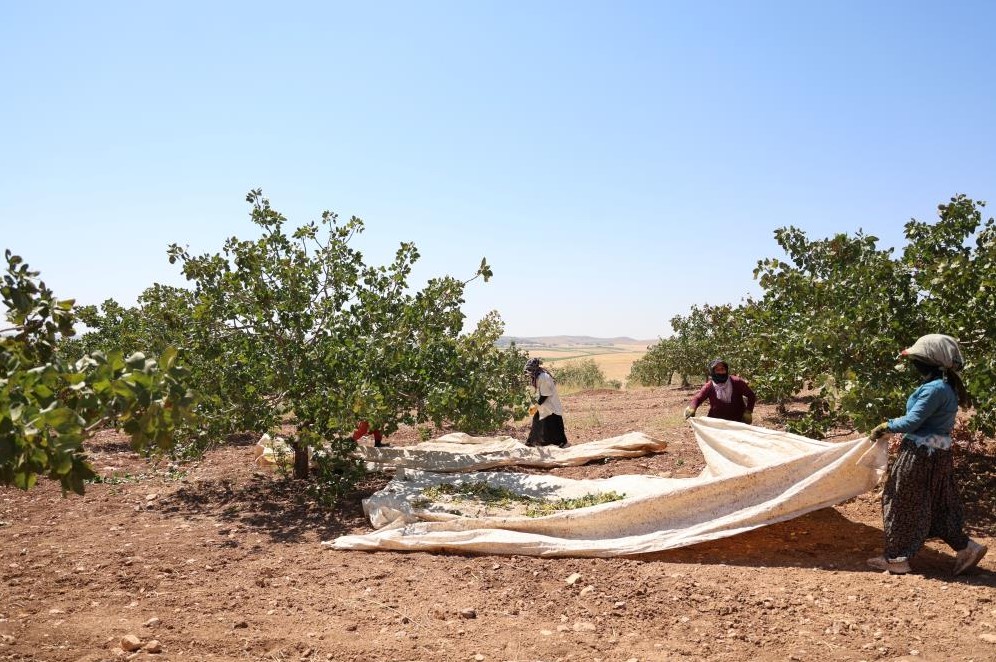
[902,195,996,434]
[160,190,527,489]
[1,252,196,493]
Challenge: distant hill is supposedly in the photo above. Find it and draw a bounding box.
[498,335,655,348]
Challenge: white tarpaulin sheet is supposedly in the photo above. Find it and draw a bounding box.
[357,431,667,472]
[327,418,888,557]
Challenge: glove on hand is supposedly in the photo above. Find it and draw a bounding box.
[742,411,753,424]
[869,422,889,441]
[528,404,539,417]
[683,406,695,420]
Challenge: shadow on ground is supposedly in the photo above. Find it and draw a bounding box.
[635,507,994,584]
[158,471,392,543]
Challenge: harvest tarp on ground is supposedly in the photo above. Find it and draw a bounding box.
[327,418,888,557]
[357,431,667,472]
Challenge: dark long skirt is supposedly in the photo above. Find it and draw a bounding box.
[882,439,968,560]
[527,413,568,447]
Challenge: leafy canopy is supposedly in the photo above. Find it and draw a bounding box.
[1,251,196,494]
[72,191,529,496]
[629,195,996,438]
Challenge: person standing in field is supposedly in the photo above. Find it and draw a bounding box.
[524,357,569,448]
[866,334,987,575]
[683,358,756,423]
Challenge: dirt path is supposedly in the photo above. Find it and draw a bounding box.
[2,387,994,661]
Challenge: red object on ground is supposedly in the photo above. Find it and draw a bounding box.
[352,421,383,444]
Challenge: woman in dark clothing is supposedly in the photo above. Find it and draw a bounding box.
[866,334,987,575]
[524,357,568,448]
[684,359,756,423]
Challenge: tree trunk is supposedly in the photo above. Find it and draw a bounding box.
[292,442,309,479]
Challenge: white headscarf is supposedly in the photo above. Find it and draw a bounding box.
[713,378,733,403]
[902,334,964,370]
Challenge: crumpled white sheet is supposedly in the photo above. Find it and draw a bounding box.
[357,431,667,473]
[326,418,888,557]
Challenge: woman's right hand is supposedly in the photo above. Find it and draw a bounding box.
[868,422,889,441]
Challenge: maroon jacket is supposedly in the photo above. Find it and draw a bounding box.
[690,376,756,421]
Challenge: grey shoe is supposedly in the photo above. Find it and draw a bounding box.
[953,539,988,576]
[867,556,911,574]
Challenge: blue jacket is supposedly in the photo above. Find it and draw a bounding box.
[887,378,958,438]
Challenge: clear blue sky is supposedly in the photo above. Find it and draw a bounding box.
[2,1,994,340]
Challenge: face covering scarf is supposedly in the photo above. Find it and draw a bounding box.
[712,376,732,402]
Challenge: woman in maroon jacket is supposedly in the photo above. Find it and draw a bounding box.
[683,359,756,423]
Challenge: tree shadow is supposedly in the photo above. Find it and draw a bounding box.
[158,471,392,543]
[633,507,994,583]
[224,431,262,447]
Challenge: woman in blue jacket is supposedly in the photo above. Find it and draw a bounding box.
[867,334,987,576]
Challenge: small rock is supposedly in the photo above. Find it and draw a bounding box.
[980,633,996,644]
[301,648,313,658]
[556,624,570,632]
[146,493,158,501]
[539,629,553,636]
[565,573,582,586]
[614,601,626,609]
[143,617,161,628]
[579,585,595,597]
[459,608,477,619]
[573,621,596,632]
[120,634,142,652]
[474,655,484,661]
[344,624,357,632]
[233,620,248,629]
[145,640,162,653]
[1,634,15,644]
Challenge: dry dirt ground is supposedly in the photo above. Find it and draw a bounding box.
[2,387,995,662]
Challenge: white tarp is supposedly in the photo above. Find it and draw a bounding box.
[326,418,888,557]
[357,431,667,472]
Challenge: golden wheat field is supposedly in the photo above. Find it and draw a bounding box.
[524,340,652,386]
